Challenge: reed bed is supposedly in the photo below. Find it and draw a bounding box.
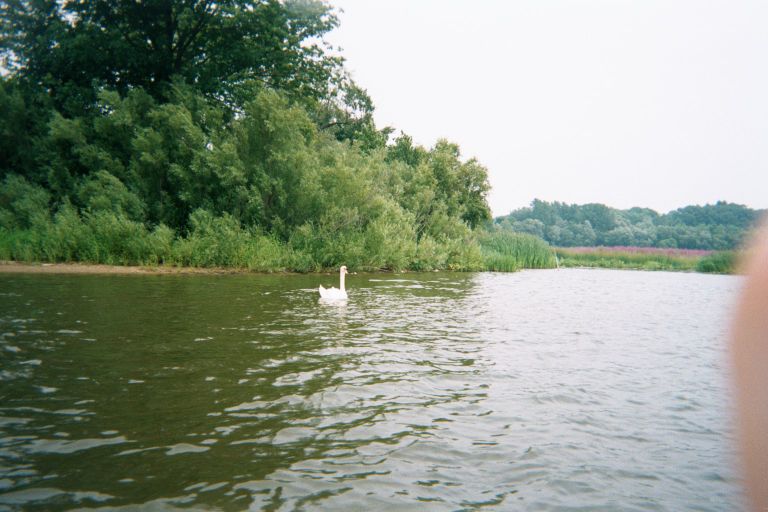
[696,251,737,273]
[555,246,737,273]
[480,232,556,271]
[562,246,714,258]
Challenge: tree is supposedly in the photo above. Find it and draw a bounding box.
[495,199,757,250]
[1,0,344,112]
[315,80,392,150]
[0,173,50,229]
[456,158,491,228]
[511,218,545,239]
[0,77,53,183]
[0,0,497,270]
[427,139,491,230]
[386,133,428,167]
[578,203,617,233]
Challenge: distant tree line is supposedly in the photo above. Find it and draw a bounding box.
[0,0,492,270]
[495,200,764,250]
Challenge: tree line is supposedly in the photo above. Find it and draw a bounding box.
[495,199,764,250]
[0,0,493,270]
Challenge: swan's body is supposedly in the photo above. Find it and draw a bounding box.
[319,266,348,300]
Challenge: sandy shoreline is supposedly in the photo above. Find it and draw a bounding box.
[0,261,252,275]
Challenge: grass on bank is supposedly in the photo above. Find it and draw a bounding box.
[0,209,547,273]
[555,247,737,274]
[695,251,737,274]
[0,209,737,274]
[0,215,557,273]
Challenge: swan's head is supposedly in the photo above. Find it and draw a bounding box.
[340,265,348,274]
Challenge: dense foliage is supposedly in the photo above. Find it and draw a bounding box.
[0,0,495,271]
[496,199,763,250]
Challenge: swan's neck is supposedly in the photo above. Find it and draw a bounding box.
[339,269,346,292]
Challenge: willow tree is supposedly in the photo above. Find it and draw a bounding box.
[0,0,343,112]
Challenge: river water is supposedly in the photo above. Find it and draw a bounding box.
[0,269,744,510]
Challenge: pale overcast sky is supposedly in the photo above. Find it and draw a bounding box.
[327,1,768,216]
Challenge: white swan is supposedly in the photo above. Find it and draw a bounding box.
[319,265,349,300]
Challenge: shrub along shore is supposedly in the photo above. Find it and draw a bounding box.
[0,226,557,273]
[0,228,737,275]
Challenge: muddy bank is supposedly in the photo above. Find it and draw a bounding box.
[0,261,251,275]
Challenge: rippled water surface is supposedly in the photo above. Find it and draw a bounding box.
[0,269,744,510]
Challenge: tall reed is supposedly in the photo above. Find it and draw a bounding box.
[696,251,736,274]
[555,247,699,271]
[480,232,556,271]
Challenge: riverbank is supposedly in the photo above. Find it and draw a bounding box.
[0,230,558,274]
[0,255,737,276]
[0,261,251,275]
[554,247,738,274]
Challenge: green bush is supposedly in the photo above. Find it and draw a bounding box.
[76,171,146,221]
[411,235,446,271]
[84,211,150,265]
[243,234,289,272]
[0,174,51,230]
[361,202,417,271]
[173,209,243,267]
[445,236,484,271]
[696,251,737,274]
[46,203,95,262]
[0,228,45,262]
[146,224,176,265]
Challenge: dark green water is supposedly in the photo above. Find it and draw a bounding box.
[0,269,744,510]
